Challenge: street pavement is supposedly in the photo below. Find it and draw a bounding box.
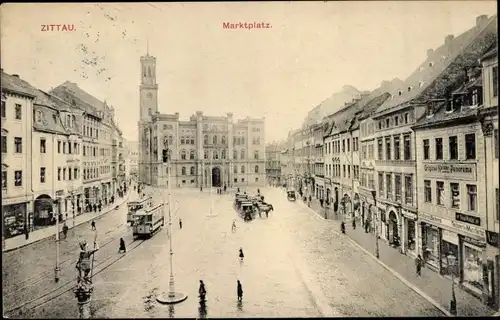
[4,186,445,318]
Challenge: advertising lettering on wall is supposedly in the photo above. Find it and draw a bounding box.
[423,163,476,181]
[455,212,481,226]
[486,231,499,248]
[462,235,486,248]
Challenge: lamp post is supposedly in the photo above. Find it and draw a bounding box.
[447,254,458,315]
[370,190,380,259]
[157,142,188,305]
[54,198,60,282]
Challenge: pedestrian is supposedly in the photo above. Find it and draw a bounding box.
[62,223,69,239]
[237,280,243,301]
[232,220,237,233]
[415,254,423,276]
[352,218,356,230]
[320,198,324,207]
[179,218,183,229]
[364,220,369,233]
[118,238,126,253]
[239,247,244,262]
[98,202,102,212]
[24,225,29,240]
[224,184,227,193]
[91,220,96,230]
[340,221,346,234]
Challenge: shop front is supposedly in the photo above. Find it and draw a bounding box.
[33,194,54,227]
[419,212,488,299]
[3,201,28,239]
[485,230,499,309]
[402,209,417,257]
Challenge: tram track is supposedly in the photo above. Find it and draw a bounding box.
[5,238,148,316]
[4,223,129,298]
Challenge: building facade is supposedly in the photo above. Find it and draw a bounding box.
[479,46,499,310]
[265,142,283,186]
[137,53,266,189]
[1,72,35,241]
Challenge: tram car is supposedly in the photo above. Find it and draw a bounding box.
[127,196,153,224]
[132,203,165,238]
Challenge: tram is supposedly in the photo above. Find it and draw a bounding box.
[132,203,165,238]
[127,196,153,224]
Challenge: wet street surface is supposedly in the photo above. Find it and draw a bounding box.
[3,187,445,318]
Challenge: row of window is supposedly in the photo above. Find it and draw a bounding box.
[377,112,411,131]
[361,144,375,160]
[177,165,261,176]
[423,134,476,160]
[378,172,414,205]
[423,180,478,212]
[2,170,23,187]
[324,164,360,179]
[377,134,412,161]
[57,167,80,181]
[1,101,22,120]
[325,137,360,154]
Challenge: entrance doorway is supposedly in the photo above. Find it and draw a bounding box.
[212,167,221,187]
[388,211,399,246]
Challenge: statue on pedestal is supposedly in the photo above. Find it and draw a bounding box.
[74,240,99,304]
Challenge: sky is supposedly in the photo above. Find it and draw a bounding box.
[1,2,497,143]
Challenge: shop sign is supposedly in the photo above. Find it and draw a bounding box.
[1,196,30,206]
[451,220,485,238]
[55,190,65,197]
[402,210,417,221]
[455,212,481,226]
[423,162,476,181]
[486,231,499,248]
[462,235,486,248]
[419,212,443,224]
[442,229,459,245]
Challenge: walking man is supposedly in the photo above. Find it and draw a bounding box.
[91,220,96,231]
[237,280,243,301]
[62,223,69,239]
[179,218,183,229]
[239,247,244,262]
[231,220,237,233]
[415,254,423,276]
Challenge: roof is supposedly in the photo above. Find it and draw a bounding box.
[1,72,38,98]
[375,15,497,117]
[412,102,479,130]
[50,85,101,118]
[33,104,69,135]
[481,46,497,61]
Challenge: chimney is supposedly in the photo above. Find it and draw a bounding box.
[427,49,434,57]
[445,34,454,45]
[476,15,488,28]
[12,74,20,78]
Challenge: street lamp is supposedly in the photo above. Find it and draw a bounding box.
[447,254,458,315]
[370,190,380,259]
[157,143,188,305]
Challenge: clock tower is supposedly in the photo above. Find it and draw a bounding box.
[139,53,158,121]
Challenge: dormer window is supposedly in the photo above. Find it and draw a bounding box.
[426,102,436,118]
[471,89,479,107]
[35,110,42,123]
[445,100,454,113]
[408,86,412,92]
[429,62,434,67]
[419,81,425,88]
[385,118,390,128]
[398,90,402,96]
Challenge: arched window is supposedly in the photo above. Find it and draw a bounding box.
[204,150,208,159]
[233,150,237,160]
[233,137,237,145]
[237,137,241,145]
[221,136,226,144]
[204,135,208,144]
[180,136,185,144]
[190,166,195,175]
[212,124,217,131]
[221,149,226,159]
[213,135,217,145]
[241,137,245,144]
[181,167,186,175]
[213,150,218,160]
[204,124,208,130]
[190,150,195,160]
[234,166,237,173]
[168,135,173,146]
[180,149,186,160]
[240,149,245,159]
[254,151,259,160]
[148,66,152,77]
[241,165,245,174]
[255,165,259,173]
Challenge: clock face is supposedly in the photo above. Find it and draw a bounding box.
[147,92,153,99]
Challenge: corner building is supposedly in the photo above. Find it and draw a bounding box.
[137,53,266,188]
